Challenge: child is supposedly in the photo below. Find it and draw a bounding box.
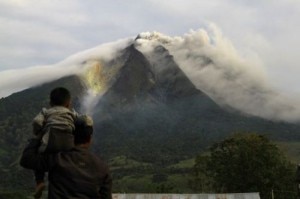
[32,87,78,198]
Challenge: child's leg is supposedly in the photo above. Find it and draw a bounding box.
[34,170,45,199]
[34,170,45,184]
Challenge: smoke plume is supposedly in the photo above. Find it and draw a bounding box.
[135,24,300,122]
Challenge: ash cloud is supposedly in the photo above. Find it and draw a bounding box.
[135,24,300,122]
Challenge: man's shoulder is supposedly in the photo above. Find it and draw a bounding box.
[84,150,107,166]
[78,149,109,170]
[58,147,104,163]
[56,148,109,172]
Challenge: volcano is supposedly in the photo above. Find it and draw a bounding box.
[0,32,299,192]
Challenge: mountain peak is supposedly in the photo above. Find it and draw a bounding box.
[135,31,172,45]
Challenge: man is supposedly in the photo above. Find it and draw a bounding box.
[20,115,112,199]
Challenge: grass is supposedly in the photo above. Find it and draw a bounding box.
[0,189,32,199]
[110,155,195,193]
[167,174,193,193]
[113,174,155,193]
[109,156,152,170]
[0,147,8,157]
[168,158,195,169]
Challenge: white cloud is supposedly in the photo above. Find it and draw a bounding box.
[0,0,90,69]
[0,17,82,47]
[0,38,132,98]
[0,16,85,68]
[0,0,88,27]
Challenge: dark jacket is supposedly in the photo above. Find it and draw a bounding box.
[20,139,112,199]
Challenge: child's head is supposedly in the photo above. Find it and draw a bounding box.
[50,87,71,108]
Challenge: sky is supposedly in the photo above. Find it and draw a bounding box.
[1,0,300,97]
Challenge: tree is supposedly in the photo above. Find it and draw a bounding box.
[189,154,214,192]
[192,133,297,199]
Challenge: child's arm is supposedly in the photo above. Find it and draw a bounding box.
[20,138,56,171]
[32,108,46,136]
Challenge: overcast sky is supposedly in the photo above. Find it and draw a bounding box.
[1,0,300,96]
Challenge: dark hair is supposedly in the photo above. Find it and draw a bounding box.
[74,120,93,145]
[50,87,71,106]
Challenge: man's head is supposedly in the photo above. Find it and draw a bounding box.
[50,87,71,108]
[74,115,94,146]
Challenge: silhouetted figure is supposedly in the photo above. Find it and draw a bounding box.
[20,115,112,199]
